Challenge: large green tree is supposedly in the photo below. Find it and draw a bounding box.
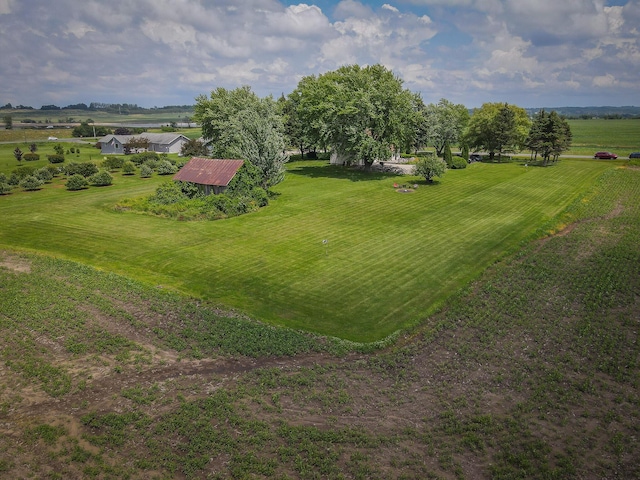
[279,92,319,158]
[293,64,416,167]
[419,98,469,156]
[194,86,288,188]
[525,110,572,166]
[464,103,530,161]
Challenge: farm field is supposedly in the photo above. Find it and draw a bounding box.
[567,119,640,156]
[3,107,194,125]
[0,165,638,478]
[0,155,618,342]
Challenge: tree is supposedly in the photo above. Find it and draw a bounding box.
[194,86,288,188]
[280,92,316,158]
[419,99,469,156]
[3,115,12,130]
[124,136,150,154]
[525,110,572,166]
[72,122,110,137]
[13,147,23,162]
[413,156,447,183]
[461,144,469,162]
[229,108,288,188]
[443,142,453,166]
[464,103,530,161]
[180,138,208,158]
[29,143,38,153]
[293,64,416,167]
[53,144,65,155]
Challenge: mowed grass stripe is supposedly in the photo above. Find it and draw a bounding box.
[0,159,613,341]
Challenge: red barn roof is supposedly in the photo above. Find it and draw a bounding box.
[173,158,244,186]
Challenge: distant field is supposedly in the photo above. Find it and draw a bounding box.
[3,112,638,158]
[3,107,194,125]
[567,119,640,156]
[0,157,615,342]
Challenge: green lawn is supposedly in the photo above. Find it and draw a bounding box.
[0,158,616,342]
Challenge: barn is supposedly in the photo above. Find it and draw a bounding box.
[173,158,244,195]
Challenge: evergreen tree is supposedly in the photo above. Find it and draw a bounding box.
[525,110,572,166]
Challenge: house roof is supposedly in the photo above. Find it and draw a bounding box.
[173,158,244,186]
[98,133,188,145]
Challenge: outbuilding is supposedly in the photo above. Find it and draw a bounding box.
[173,157,244,195]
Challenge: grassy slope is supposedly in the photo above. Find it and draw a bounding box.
[0,165,637,479]
[0,158,613,342]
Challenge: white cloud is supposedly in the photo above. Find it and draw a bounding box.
[0,0,637,108]
[0,0,15,14]
[592,73,618,87]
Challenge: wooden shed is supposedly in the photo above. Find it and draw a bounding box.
[173,158,244,195]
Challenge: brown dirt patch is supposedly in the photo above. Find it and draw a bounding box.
[0,252,31,273]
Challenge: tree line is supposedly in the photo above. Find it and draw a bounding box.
[193,64,573,188]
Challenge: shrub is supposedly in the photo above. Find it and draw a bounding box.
[449,157,467,169]
[66,174,88,191]
[151,181,188,205]
[47,154,65,164]
[180,138,208,157]
[157,160,177,175]
[143,159,159,170]
[413,156,447,183]
[23,153,40,162]
[443,143,453,166]
[65,162,98,177]
[89,170,113,186]
[20,175,44,191]
[53,144,64,155]
[0,173,11,195]
[101,156,124,170]
[45,164,61,176]
[177,180,200,198]
[461,144,469,162]
[130,152,159,165]
[10,166,36,183]
[122,161,136,175]
[0,182,12,195]
[35,167,53,182]
[140,164,153,178]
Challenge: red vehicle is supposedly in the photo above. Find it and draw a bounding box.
[594,151,618,159]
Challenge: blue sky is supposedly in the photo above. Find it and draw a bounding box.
[1,0,638,108]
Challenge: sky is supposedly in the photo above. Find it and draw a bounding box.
[0,0,638,109]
